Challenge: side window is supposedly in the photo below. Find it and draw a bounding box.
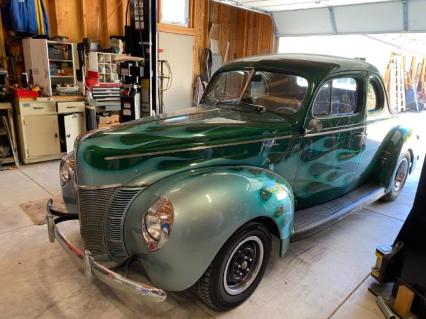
[367,77,385,115]
[313,77,360,116]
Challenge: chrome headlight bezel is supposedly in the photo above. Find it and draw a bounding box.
[142,197,174,252]
[59,152,75,186]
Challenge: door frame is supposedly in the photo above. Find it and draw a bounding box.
[292,72,368,208]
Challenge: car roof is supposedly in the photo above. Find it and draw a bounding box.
[220,53,380,83]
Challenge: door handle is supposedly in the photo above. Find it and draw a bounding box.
[351,132,367,148]
[351,132,366,137]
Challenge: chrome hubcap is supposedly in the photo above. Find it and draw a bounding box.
[393,158,409,192]
[223,236,264,295]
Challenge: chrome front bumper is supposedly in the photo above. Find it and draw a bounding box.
[46,199,167,302]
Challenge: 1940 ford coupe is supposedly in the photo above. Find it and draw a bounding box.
[47,54,419,310]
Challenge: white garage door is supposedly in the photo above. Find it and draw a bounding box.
[213,0,426,36]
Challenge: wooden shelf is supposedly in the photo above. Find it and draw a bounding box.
[49,59,73,63]
[51,75,74,78]
[0,157,15,164]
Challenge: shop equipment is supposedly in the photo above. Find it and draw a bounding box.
[125,0,158,115]
[371,156,426,318]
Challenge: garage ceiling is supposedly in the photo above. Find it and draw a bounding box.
[213,0,426,36]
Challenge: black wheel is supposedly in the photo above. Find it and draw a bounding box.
[381,152,410,202]
[196,222,271,311]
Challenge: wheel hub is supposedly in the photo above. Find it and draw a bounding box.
[241,261,248,270]
[393,158,409,192]
[223,236,264,295]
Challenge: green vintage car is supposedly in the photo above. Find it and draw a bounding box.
[47,54,419,310]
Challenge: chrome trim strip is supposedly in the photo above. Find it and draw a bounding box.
[76,184,123,190]
[305,125,365,137]
[104,135,294,161]
[46,200,167,302]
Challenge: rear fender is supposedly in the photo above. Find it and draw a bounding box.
[124,165,294,291]
[376,126,419,191]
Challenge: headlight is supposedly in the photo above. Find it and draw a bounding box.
[142,197,174,252]
[59,152,75,186]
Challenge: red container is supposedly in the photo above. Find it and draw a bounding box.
[85,78,98,89]
[13,89,39,99]
[87,71,99,79]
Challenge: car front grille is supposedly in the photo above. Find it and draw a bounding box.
[104,188,141,259]
[77,186,141,260]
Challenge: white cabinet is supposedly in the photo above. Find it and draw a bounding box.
[24,115,60,157]
[64,113,85,152]
[16,100,86,164]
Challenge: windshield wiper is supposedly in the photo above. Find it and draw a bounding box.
[239,100,265,112]
[240,100,295,117]
[214,98,239,106]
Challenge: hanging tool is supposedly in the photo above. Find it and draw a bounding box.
[158,59,172,114]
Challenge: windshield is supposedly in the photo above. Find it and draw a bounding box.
[202,69,309,114]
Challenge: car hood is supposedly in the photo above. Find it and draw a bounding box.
[75,105,300,186]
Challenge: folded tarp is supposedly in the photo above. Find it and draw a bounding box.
[2,0,49,36]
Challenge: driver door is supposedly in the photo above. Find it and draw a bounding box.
[294,75,366,209]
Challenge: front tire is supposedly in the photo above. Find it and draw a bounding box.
[196,222,271,311]
[381,152,410,202]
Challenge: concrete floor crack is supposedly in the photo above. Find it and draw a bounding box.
[327,273,370,318]
[364,207,405,222]
[17,168,55,197]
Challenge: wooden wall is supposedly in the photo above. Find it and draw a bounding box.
[192,1,276,77]
[43,0,127,47]
[210,3,275,60]
[2,0,276,81]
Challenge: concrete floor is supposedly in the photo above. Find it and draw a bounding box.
[1,112,425,319]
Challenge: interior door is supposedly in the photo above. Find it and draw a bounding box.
[25,115,60,157]
[158,32,194,112]
[64,113,85,153]
[294,75,366,209]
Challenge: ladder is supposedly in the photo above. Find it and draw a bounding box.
[387,55,406,113]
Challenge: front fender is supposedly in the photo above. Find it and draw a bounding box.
[124,166,294,291]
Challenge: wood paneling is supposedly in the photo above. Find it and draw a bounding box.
[43,0,125,46]
[193,1,276,78]
[52,0,84,42]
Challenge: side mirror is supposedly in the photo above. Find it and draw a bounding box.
[305,119,322,134]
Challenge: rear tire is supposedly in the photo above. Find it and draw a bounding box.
[381,152,410,202]
[196,222,271,311]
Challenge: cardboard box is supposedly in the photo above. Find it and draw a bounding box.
[98,114,120,128]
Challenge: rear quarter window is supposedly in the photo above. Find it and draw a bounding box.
[367,77,385,115]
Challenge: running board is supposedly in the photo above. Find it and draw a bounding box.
[292,184,386,241]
